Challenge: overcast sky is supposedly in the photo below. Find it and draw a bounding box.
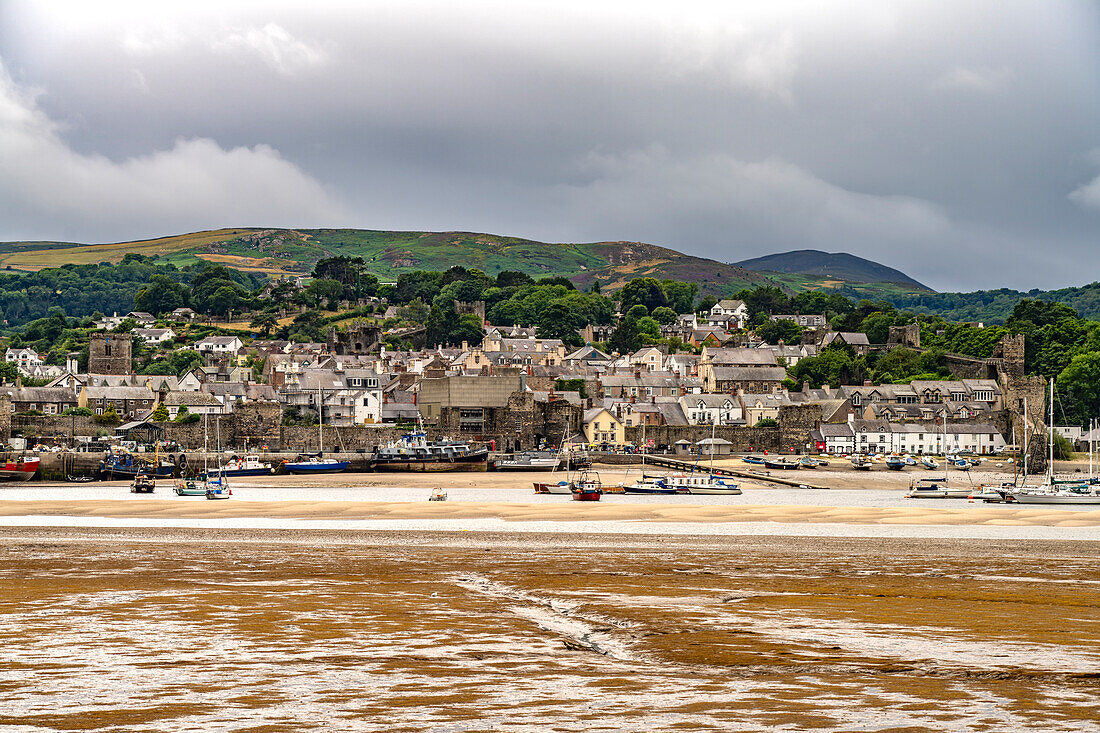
[1,1,1097,291]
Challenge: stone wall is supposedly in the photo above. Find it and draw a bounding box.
[625,425,782,452]
[777,403,822,451]
[0,395,11,442]
[13,414,99,441]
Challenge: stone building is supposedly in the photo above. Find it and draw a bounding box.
[88,333,132,375]
[327,323,383,355]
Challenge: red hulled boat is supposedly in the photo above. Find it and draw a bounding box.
[0,456,39,481]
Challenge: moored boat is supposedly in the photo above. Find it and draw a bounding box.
[283,452,350,474]
[741,455,765,465]
[905,477,971,499]
[799,456,819,469]
[570,470,602,501]
[130,473,156,493]
[368,432,488,472]
[100,449,174,480]
[763,457,800,470]
[0,456,39,481]
[885,455,907,471]
[623,474,678,494]
[428,487,448,501]
[493,450,560,471]
[851,455,873,471]
[219,454,275,477]
[920,456,940,470]
[533,480,573,494]
[174,478,207,496]
[661,472,741,495]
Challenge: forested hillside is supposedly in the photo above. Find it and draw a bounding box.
[886,283,1100,323]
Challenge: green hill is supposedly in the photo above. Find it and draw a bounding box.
[0,228,930,300]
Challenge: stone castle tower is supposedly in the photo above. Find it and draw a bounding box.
[88,333,132,375]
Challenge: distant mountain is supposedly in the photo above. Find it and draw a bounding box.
[735,249,930,291]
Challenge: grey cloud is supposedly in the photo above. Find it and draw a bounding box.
[0,62,345,243]
[0,1,1097,290]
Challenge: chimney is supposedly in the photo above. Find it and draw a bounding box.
[462,340,468,351]
[864,380,872,387]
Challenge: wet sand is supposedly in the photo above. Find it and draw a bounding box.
[0,527,1097,732]
[2,498,1099,528]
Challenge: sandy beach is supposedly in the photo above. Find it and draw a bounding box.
[2,462,1097,530]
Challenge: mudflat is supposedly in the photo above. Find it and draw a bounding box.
[0,527,1097,731]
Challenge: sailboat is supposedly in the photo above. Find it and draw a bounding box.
[1007,380,1100,504]
[907,410,972,498]
[533,434,576,494]
[659,414,741,495]
[284,384,350,474]
[623,421,676,494]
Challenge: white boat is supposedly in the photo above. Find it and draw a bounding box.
[428,487,448,501]
[660,472,741,494]
[493,450,560,471]
[219,454,274,476]
[906,477,972,499]
[624,473,677,494]
[1005,380,1100,504]
[533,480,573,494]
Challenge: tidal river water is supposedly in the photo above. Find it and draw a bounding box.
[0,527,1097,732]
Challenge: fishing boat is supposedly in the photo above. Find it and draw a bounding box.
[218,454,275,477]
[851,455,873,471]
[99,448,174,480]
[570,470,602,501]
[428,487,448,501]
[763,457,800,470]
[884,455,907,471]
[741,455,766,465]
[492,450,560,471]
[368,432,487,472]
[0,456,39,481]
[130,473,156,493]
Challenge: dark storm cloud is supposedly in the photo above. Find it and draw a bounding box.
[1,1,1097,290]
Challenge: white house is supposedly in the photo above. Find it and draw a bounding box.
[5,347,42,372]
[195,336,244,355]
[133,328,176,346]
[707,299,749,330]
[834,416,1007,455]
[678,394,744,426]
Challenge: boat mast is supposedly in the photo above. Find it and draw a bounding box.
[1022,397,1029,479]
[710,410,718,474]
[318,382,324,454]
[1048,377,1054,485]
